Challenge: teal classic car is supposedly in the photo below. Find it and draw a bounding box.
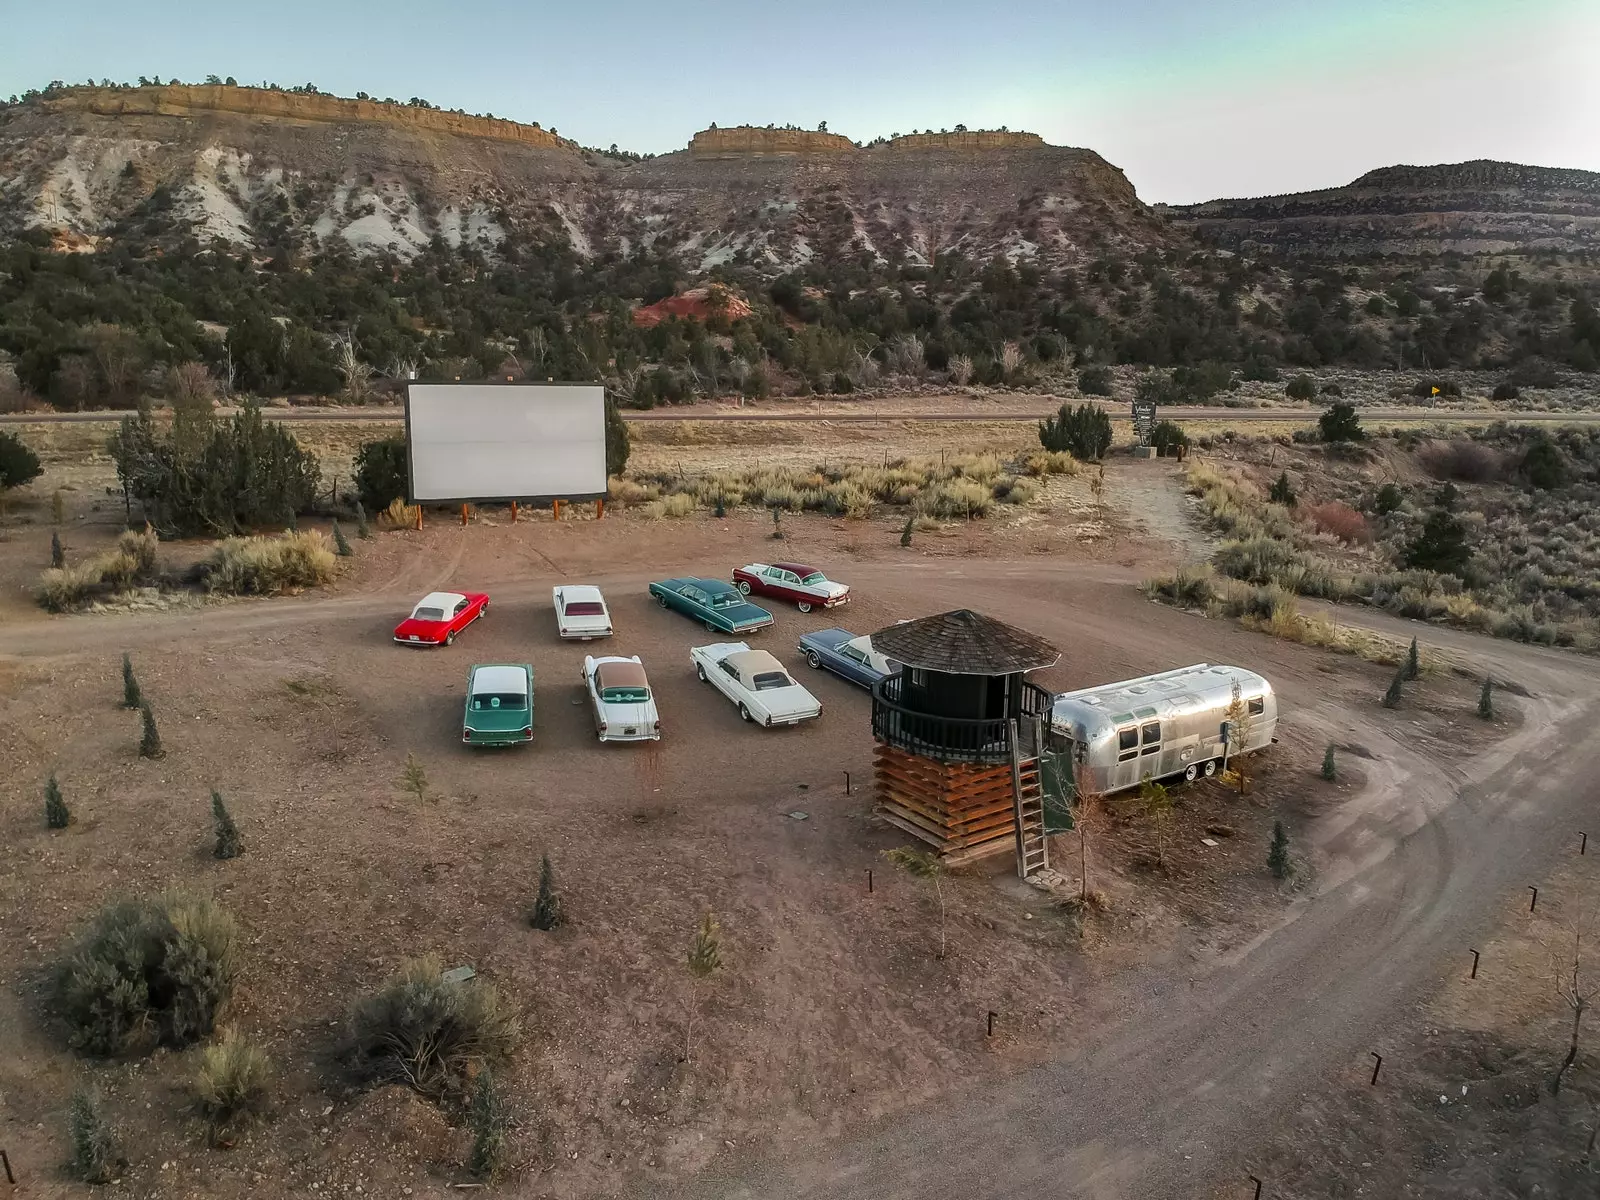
[462,664,534,746]
[648,577,774,634]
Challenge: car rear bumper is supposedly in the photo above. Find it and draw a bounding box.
[599,730,662,743]
[394,636,444,646]
[559,628,614,640]
[463,730,533,745]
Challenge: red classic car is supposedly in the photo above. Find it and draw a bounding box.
[392,590,489,646]
[732,563,850,613]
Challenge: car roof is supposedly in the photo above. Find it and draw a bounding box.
[726,649,786,677]
[771,562,818,575]
[596,660,649,690]
[470,664,528,693]
[417,591,465,609]
[697,578,738,594]
[559,584,604,602]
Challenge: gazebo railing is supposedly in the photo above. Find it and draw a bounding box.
[871,674,1053,765]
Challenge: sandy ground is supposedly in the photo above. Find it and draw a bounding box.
[0,429,1596,1199]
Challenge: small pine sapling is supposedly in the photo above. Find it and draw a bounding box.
[530,853,563,930]
[68,1086,118,1184]
[52,488,66,525]
[355,499,371,538]
[1404,636,1420,681]
[713,492,727,518]
[138,700,164,759]
[1478,675,1494,720]
[401,752,428,801]
[1382,666,1404,709]
[900,513,914,547]
[1268,471,1297,507]
[212,790,243,859]
[683,912,723,1062]
[769,506,784,539]
[121,652,142,709]
[51,529,65,568]
[332,519,353,557]
[45,774,71,829]
[467,1068,510,1180]
[1268,820,1292,880]
[1321,744,1337,782]
[1138,777,1174,868]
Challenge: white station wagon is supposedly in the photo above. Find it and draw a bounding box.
[690,642,822,728]
[553,584,613,640]
[582,654,661,742]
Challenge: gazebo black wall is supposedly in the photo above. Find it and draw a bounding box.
[901,668,1026,723]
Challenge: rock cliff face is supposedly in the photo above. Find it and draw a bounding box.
[0,87,1167,269]
[1165,159,1600,255]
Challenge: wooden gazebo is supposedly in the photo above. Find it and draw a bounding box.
[869,610,1059,866]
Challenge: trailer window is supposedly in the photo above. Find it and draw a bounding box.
[1117,728,1138,761]
[1248,696,1265,717]
[1141,722,1162,755]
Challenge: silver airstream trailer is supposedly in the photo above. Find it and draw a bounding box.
[1048,664,1277,793]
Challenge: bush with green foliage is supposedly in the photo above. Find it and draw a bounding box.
[45,773,71,828]
[353,434,409,511]
[139,700,164,759]
[0,429,43,490]
[1404,636,1420,681]
[1321,745,1336,782]
[1318,401,1364,443]
[354,498,371,538]
[121,652,142,709]
[1150,420,1188,456]
[467,1068,510,1179]
[1382,667,1404,709]
[1039,403,1112,460]
[332,519,352,556]
[1267,471,1296,507]
[1268,821,1292,879]
[212,791,243,860]
[1491,380,1520,402]
[1478,676,1494,719]
[1404,504,1471,576]
[68,1086,119,1183]
[900,513,914,547]
[1076,364,1113,396]
[1521,436,1568,489]
[55,893,239,1056]
[110,403,320,536]
[605,396,631,476]
[1284,374,1317,401]
[344,955,520,1100]
[1373,483,1404,515]
[194,1030,272,1145]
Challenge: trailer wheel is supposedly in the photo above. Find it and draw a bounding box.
[1204,760,1218,778]
[1183,763,1199,783]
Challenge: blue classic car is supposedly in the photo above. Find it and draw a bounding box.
[649,577,775,634]
[796,628,902,689]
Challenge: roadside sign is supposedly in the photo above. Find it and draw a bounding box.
[1132,400,1157,446]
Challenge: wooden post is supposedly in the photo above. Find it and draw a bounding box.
[460,503,468,526]
[553,498,562,521]
[596,497,605,520]
[511,500,518,523]
[415,504,423,531]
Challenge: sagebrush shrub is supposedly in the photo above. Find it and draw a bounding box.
[55,893,239,1056]
[1306,501,1370,544]
[203,531,336,595]
[194,1029,272,1145]
[344,955,520,1099]
[67,1086,118,1183]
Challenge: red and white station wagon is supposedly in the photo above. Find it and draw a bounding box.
[732,563,850,613]
[392,591,489,647]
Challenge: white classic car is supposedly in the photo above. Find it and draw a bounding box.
[582,654,661,742]
[553,584,613,640]
[690,642,822,728]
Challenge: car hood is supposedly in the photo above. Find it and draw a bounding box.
[395,617,446,638]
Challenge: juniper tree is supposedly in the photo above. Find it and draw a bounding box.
[1321,744,1337,782]
[354,498,371,538]
[530,853,563,930]
[45,774,71,829]
[1382,666,1404,709]
[51,529,65,568]
[900,513,914,547]
[138,700,164,758]
[467,1067,509,1179]
[1478,676,1494,719]
[121,652,142,709]
[1268,471,1297,507]
[713,492,726,518]
[332,519,352,556]
[1268,820,1292,880]
[211,790,243,859]
[1404,636,1420,681]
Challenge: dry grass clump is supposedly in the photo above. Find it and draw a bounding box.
[36,526,161,612]
[55,893,239,1056]
[203,530,336,595]
[1306,501,1371,544]
[382,497,420,528]
[193,1029,273,1145]
[1020,450,1080,477]
[344,955,520,1101]
[919,477,994,519]
[642,493,697,519]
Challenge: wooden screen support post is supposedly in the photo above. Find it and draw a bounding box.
[596,497,605,520]
[415,505,423,531]
[553,499,562,521]
[511,501,518,523]
[460,503,468,527]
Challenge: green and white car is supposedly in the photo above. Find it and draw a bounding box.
[462,663,534,747]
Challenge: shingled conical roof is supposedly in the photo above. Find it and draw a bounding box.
[870,609,1060,675]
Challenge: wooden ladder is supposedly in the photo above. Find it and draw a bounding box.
[1009,721,1048,880]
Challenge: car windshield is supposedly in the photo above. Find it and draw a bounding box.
[565,601,605,616]
[800,572,825,585]
[471,693,527,710]
[711,592,742,608]
[412,606,445,622]
[751,671,793,691]
[601,686,650,703]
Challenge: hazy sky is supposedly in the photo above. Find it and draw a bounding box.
[2,0,1595,203]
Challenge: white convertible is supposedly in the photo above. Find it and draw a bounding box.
[582,655,661,742]
[554,584,613,640]
[690,642,822,728]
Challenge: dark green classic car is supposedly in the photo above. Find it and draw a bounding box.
[462,663,534,746]
[648,577,774,634]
